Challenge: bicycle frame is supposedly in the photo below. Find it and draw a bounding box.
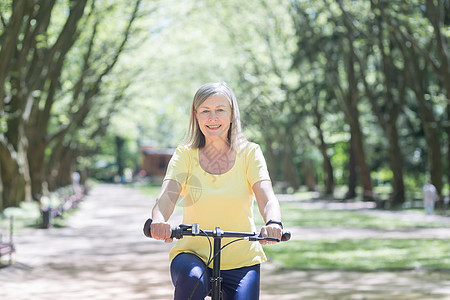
[143,219,290,300]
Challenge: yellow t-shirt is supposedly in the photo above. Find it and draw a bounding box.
[164,142,271,270]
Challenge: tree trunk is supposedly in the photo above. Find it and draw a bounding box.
[447,103,450,199]
[349,117,373,199]
[0,163,27,209]
[346,41,373,200]
[282,139,299,190]
[115,136,125,182]
[264,136,277,181]
[303,160,316,191]
[0,138,31,209]
[422,116,443,195]
[315,133,334,195]
[0,169,3,210]
[386,123,405,207]
[56,146,77,188]
[312,95,335,195]
[406,51,443,197]
[46,136,68,191]
[345,138,357,199]
[1,70,32,209]
[316,122,334,195]
[27,138,47,199]
[321,149,334,195]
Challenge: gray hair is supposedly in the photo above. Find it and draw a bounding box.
[184,82,247,150]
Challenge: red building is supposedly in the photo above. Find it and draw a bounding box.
[140,146,175,182]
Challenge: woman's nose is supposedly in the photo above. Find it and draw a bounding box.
[208,111,217,120]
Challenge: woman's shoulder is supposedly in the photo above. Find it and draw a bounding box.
[236,141,262,156]
[175,144,195,152]
[174,144,196,156]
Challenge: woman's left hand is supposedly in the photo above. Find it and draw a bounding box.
[259,224,282,245]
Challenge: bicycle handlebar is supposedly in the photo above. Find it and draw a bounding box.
[143,218,291,242]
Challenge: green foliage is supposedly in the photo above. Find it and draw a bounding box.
[0,186,80,230]
[264,239,450,270]
[371,168,394,185]
[1,0,448,209]
[330,141,349,185]
[76,0,448,199]
[1,202,41,230]
[135,184,162,198]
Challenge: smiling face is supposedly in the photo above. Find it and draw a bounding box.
[194,94,232,144]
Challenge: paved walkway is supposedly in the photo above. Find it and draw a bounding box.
[1,184,449,299]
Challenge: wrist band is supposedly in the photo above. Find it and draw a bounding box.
[265,219,283,229]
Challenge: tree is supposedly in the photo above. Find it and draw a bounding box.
[290,0,374,199]
[336,0,407,206]
[373,0,449,201]
[0,0,88,209]
[42,0,142,191]
[0,0,143,210]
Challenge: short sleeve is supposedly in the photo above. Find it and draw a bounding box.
[246,143,271,187]
[163,146,191,186]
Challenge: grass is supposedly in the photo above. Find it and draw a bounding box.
[256,202,450,271]
[264,239,450,271]
[1,202,42,231]
[279,203,449,229]
[0,200,77,232]
[135,184,161,198]
[135,183,186,213]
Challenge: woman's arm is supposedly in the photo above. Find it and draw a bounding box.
[253,180,282,245]
[151,179,182,242]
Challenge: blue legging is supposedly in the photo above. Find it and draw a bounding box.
[170,253,260,300]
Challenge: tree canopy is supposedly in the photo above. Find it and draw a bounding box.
[0,0,449,211]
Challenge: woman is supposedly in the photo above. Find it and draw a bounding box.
[150,82,283,299]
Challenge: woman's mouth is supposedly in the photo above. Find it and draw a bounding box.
[206,125,221,130]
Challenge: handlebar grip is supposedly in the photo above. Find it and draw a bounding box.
[143,218,153,238]
[143,218,181,239]
[281,231,291,242]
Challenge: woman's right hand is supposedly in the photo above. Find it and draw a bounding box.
[150,221,173,243]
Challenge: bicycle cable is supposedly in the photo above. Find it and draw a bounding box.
[188,229,212,300]
[188,237,246,300]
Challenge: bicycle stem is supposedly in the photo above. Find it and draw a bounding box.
[211,227,223,300]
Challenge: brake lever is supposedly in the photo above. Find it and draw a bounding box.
[247,231,291,242]
[247,236,280,242]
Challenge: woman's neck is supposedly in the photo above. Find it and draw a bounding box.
[199,139,235,175]
[203,138,231,154]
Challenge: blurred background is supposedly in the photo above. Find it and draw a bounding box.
[1,1,449,299]
[0,0,450,210]
[0,0,449,214]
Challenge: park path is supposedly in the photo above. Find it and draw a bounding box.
[0,184,449,299]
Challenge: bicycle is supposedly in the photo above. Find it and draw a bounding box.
[143,218,291,300]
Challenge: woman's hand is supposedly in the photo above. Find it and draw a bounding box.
[151,221,173,243]
[259,224,282,245]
